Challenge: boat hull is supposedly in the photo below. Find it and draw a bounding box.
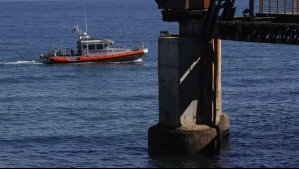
[43,50,145,64]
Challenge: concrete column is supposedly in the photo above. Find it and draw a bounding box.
[148,35,223,155]
[179,20,205,37]
[215,39,222,124]
[148,36,229,155]
[214,39,229,137]
[158,36,202,128]
[250,0,255,16]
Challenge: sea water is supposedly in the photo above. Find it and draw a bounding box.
[0,0,298,167]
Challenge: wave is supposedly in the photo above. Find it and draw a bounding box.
[133,58,143,63]
[112,58,143,64]
[0,60,43,65]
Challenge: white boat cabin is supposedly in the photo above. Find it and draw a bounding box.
[77,37,131,56]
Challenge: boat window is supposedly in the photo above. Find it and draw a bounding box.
[104,44,108,48]
[83,45,87,49]
[97,44,103,50]
[89,44,95,50]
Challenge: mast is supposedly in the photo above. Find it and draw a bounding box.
[83,0,89,56]
[74,9,80,35]
[76,10,79,31]
[83,0,88,35]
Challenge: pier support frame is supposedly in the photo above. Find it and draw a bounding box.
[148,0,230,155]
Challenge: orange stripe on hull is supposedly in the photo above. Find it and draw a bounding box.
[48,50,144,64]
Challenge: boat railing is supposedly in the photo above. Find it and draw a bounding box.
[48,48,76,57]
[133,42,146,51]
[111,45,131,49]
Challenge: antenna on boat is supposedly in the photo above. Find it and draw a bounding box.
[74,9,80,33]
[73,8,81,37]
[82,0,89,56]
[83,0,88,35]
[76,10,79,30]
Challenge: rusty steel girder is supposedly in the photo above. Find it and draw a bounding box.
[155,0,210,10]
[219,21,299,45]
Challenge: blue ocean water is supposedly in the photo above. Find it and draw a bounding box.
[0,0,298,168]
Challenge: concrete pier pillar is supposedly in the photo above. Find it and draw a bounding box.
[249,0,255,17]
[148,35,229,155]
[149,35,218,155]
[213,39,230,138]
[158,36,201,128]
[149,0,230,155]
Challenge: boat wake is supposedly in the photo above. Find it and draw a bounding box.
[112,58,143,64]
[0,60,43,65]
[133,58,143,63]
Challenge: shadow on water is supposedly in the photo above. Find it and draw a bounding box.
[148,154,221,168]
[147,138,230,168]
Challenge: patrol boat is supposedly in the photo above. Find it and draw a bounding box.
[40,26,148,64]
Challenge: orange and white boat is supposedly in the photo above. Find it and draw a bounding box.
[40,26,148,64]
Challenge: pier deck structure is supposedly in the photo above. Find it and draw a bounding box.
[148,0,299,155]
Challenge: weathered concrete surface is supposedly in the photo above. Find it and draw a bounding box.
[218,114,230,137]
[148,114,229,155]
[158,36,202,128]
[149,35,230,155]
[148,124,217,155]
[179,20,205,37]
